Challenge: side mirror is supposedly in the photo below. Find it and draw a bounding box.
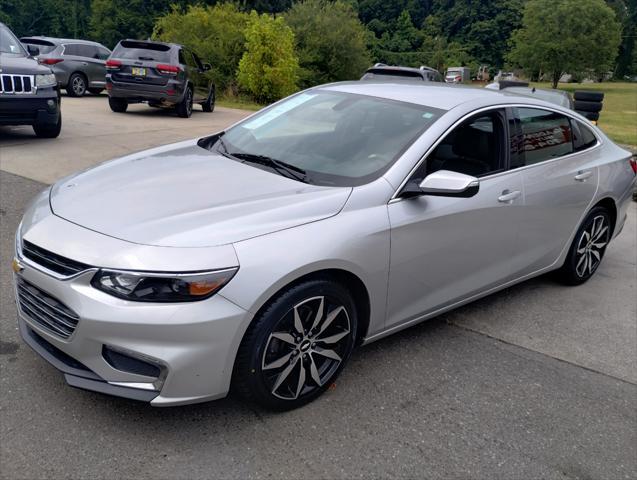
[403,170,480,198]
[202,63,212,72]
[26,44,40,56]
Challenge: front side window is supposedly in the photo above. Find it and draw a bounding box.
[421,111,505,179]
[512,107,573,167]
[214,90,444,187]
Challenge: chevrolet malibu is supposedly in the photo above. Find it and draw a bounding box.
[13,82,636,410]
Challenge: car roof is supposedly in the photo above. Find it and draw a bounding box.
[20,36,106,47]
[318,81,570,112]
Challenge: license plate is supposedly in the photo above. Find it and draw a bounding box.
[131,67,146,77]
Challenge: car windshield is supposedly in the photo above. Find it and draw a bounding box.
[112,41,171,62]
[1,25,26,55]
[217,90,444,187]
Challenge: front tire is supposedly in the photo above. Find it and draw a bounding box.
[202,85,215,112]
[557,206,611,285]
[234,279,357,410]
[66,73,87,97]
[108,97,128,113]
[33,115,62,138]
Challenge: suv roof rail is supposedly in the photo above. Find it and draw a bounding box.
[373,62,387,67]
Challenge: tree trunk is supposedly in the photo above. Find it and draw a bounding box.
[552,70,561,89]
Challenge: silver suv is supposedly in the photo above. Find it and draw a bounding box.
[20,37,111,97]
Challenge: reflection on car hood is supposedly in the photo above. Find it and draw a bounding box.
[50,140,351,247]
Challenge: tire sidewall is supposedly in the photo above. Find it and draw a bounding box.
[239,280,358,410]
[67,73,86,97]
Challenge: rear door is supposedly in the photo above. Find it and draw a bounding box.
[180,49,207,101]
[508,107,599,277]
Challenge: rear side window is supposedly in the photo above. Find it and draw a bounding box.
[512,107,573,167]
[64,43,97,58]
[112,41,172,62]
[570,119,598,152]
[96,46,110,60]
[21,39,56,54]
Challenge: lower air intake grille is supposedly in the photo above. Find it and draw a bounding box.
[16,278,79,339]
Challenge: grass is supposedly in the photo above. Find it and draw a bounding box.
[217,95,263,111]
[531,82,637,148]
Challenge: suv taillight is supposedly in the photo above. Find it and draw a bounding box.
[39,58,63,65]
[629,157,637,175]
[156,64,181,75]
[105,59,122,69]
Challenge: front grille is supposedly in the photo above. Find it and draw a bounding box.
[16,278,79,339]
[22,240,90,277]
[0,74,35,94]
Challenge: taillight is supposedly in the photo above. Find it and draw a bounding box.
[39,58,63,65]
[156,64,181,75]
[629,157,637,175]
[105,59,122,69]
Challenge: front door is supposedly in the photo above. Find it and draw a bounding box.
[385,109,523,330]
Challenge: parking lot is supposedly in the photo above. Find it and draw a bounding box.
[1,96,636,479]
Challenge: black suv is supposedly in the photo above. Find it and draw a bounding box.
[106,40,215,118]
[0,22,61,137]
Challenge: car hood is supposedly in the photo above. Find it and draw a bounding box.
[50,140,351,248]
[0,52,52,75]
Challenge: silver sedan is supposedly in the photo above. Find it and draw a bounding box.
[13,82,636,409]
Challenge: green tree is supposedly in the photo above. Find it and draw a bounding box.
[1,0,92,39]
[508,0,622,87]
[153,4,250,94]
[237,12,299,102]
[90,0,175,48]
[285,0,370,88]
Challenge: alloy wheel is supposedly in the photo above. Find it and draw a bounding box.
[186,89,193,116]
[575,214,609,277]
[72,76,86,96]
[261,296,351,401]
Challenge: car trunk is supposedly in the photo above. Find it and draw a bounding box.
[109,41,175,86]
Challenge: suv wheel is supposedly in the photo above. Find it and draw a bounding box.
[202,86,215,113]
[33,115,62,138]
[176,86,193,118]
[108,97,128,113]
[234,279,357,410]
[67,73,87,97]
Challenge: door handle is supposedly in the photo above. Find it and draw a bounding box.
[81,62,88,66]
[498,190,521,203]
[574,170,593,182]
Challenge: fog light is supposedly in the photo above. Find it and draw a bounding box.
[46,99,57,112]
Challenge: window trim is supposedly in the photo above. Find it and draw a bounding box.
[389,103,602,202]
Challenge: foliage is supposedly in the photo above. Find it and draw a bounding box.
[153,4,249,94]
[285,0,370,87]
[89,0,178,49]
[1,0,92,40]
[237,12,299,103]
[507,0,622,87]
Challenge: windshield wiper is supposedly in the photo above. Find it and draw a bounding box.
[229,152,310,183]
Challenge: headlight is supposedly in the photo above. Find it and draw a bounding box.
[91,268,238,302]
[35,73,57,87]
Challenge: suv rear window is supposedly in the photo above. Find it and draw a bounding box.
[112,41,172,62]
[20,38,57,54]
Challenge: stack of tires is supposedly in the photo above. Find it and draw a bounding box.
[573,91,604,123]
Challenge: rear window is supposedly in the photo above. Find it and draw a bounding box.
[20,38,57,54]
[112,41,172,62]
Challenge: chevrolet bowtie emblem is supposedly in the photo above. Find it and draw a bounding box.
[12,257,24,274]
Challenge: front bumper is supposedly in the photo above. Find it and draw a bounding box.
[0,87,60,126]
[13,253,251,407]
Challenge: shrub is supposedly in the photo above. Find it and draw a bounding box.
[237,12,299,103]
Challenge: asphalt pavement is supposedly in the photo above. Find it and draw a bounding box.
[0,95,635,479]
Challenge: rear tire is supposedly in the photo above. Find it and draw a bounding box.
[576,111,600,122]
[108,97,128,113]
[233,279,357,410]
[66,73,87,97]
[88,88,104,95]
[202,85,215,112]
[176,86,193,118]
[33,115,62,138]
[556,206,611,285]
